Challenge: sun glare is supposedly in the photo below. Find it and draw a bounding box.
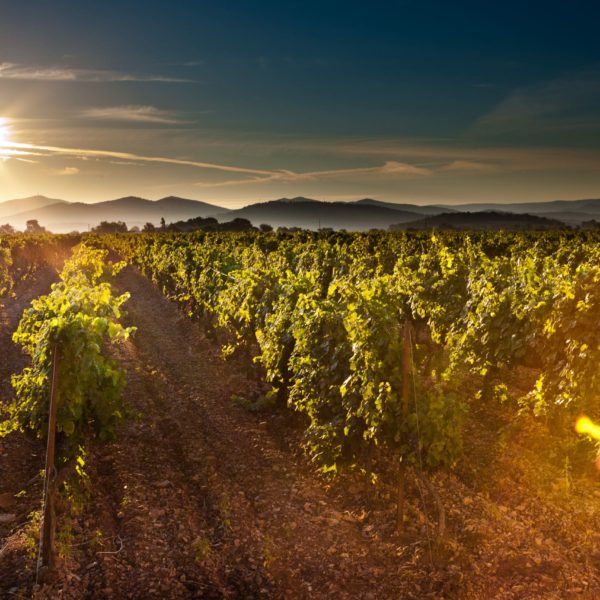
[575,416,600,440]
[0,118,10,146]
[0,117,13,161]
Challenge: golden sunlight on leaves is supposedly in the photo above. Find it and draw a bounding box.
[575,416,600,469]
[575,416,600,440]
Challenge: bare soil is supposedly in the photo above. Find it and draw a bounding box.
[0,265,64,592]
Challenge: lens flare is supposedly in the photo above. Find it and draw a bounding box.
[575,416,600,440]
[575,416,600,470]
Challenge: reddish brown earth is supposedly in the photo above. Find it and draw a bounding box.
[2,262,600,599]
[0,265,64,592]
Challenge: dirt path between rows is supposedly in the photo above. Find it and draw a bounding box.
[39,264,429,599]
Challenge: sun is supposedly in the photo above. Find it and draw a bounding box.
[0,117,11,147]
[0,118,14,161]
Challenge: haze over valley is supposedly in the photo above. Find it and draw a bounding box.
[1,194,599,232]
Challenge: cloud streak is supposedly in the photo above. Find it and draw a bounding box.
[57,166,79,176]
[0,62,193,83]
[10,133,594,190]
[270,137,600,171]
[472,67,600,135]
[5,141,279,176]
[3,139,436,189]
[441,160,497,172]
[194,161,431,188]
[81,105,186,124]
[300,161,431,178]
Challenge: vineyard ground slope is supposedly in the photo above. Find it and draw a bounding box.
[4,261,600,599]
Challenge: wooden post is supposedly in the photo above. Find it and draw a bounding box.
[397,320,412,532]
[36,343,59,584]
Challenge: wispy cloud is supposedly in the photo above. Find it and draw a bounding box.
[473,67,600,135]
[441,160,497,172]
[6,130,598,194]
[292,161,431,181]
[269,136,600,172]
[2,137,435,189]
[107,160,146,167]
[5,141,278,176]
[194,175,281,188]
[0,147,46,160]
[0,62,193,83]
[57,166,79,176]
[81,105,186,124]
[14,157,39,164]
[195,161,431,188]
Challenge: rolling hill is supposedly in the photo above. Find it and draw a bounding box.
[1,194,600,232]
[449,199,600,224]
[0,195,67,220]
[352,198,459,215]
[391,211,568,231]
[213,198,422,230]
[0,196,229,232]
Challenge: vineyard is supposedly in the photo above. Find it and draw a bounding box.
[1,230,600,598]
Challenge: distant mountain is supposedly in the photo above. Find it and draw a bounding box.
[2,193,599,232]
[447,199,600,224]
[1,196,229,232]
[352,198,459,215]
[0,195,67,220]
[276,196,321,204]
[391,211,568,231]
[528,211,597,226]
[215,198,422,231]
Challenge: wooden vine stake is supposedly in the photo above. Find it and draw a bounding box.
[36,342,59,584]
[397,319,413,532]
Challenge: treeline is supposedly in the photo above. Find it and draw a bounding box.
[91,216,260,234]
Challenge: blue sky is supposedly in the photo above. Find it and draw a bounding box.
[0,1,598,206]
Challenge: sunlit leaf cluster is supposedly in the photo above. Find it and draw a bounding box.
[104,228,600,474]
[1,244,134,475]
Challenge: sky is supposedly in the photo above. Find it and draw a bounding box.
[0,0,599,207]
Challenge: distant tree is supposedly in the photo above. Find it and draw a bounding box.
[26,219,46,233]
[220,218,255,232]
[0,223,16,234]
[91,221,128,234]
[160,217,166,230]
[142,222,156,232]
[581,219,600,229]
[259,223,273,232]
[129,225,141,233]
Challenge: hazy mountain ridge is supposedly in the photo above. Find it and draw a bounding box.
[353,198,460,215]
[213,199,422,231]
[440,199,600,227]
[391,211,568,231]
[0,195,230,232]
[0,194,599,232]
[0,195,68,220]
